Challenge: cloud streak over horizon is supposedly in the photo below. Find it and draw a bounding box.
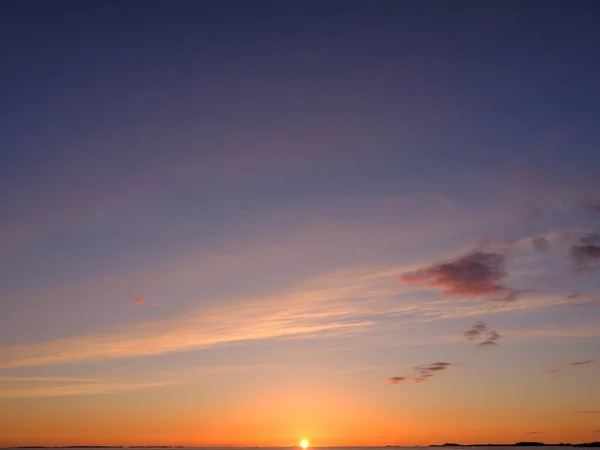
[0,380,171,398]
[3,256,597,372]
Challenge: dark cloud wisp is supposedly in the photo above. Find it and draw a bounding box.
[570,232,600,271]
[479,330,502,347]
[584,197,600,214]
[532,236,549,252]
[463,321,488,340]
[387,376,408,384]
[462,321,502,347]
[571,360,595,366]
[388,362,452,385]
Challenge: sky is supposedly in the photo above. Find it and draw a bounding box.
[1,0,600,447]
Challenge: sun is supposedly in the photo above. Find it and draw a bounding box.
[300,440,309,449]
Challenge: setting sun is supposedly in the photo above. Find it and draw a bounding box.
[300,440,309,449]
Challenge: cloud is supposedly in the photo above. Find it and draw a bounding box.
[571,360,595,366]
[584,197,600,214]
[0,266,413,369]
[463,321,488,340]
[462,321,502,347]
[532,237,549,252]
[507,321,600,340]
[386,377,409,384]
[0,380,170,398]
[479,330,502,347]
[388,361,452,385]
[400,251,520,302]
[417,361,451,374]
[570,232,600,271]
[0,376,97,382]
[134,296,145,305]
[2,260,591,371]
[548,360,595,374]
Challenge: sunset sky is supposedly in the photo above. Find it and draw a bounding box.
[1,0,600,447]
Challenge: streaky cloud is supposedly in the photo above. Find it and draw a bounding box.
[388,361,452,385]
[386,376,408,384]
[0,380,170,398]
[571,359,595,366]
[0,376,98,382]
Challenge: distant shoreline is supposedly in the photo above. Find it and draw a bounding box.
[428,443,600,448]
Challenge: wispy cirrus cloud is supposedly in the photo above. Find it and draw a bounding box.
[0,266,413,369]
[506,322,600,340]
[0,376,97,382]
[2,246,596,372]
[400,251,520,302]
[0,256,532,371]
[0,364,301,398]
[0,380,170,398]
[564,292,600,308]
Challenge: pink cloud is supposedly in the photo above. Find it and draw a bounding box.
[400,251,520,302]
[134,297,145,306]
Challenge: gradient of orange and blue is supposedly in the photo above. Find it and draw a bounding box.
[1,1,600,447]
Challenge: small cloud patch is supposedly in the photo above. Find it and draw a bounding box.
[532,236,549,252]
[386,377,408,384]
[570,233,600,271]
[462,321,502,347]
